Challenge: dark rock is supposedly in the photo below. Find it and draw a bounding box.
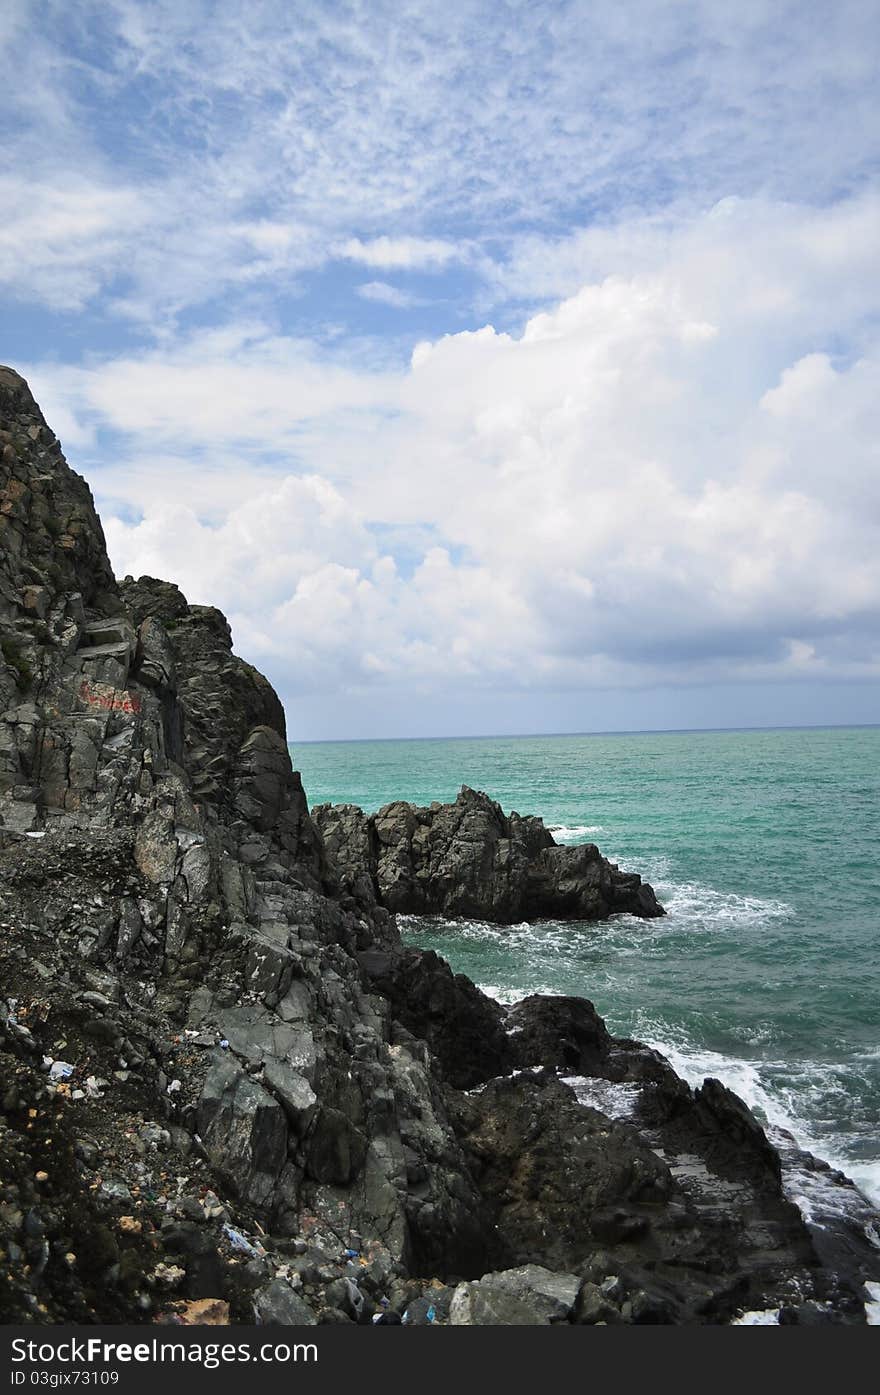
[358,946,514,1088]
[507,994,611,1074]
[459,1072,673,1272]
[197,1055,289,1212]
[314,786,664,924]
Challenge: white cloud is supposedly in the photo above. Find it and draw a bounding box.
[0,176,147,310]
[26,192,880,720]
[2,2,878,320]
[356,281,424,309]
[340,237,459,271]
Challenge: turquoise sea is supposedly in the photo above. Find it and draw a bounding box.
[291,726,880,1205]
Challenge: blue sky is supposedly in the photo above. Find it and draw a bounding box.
[2,1,879,739]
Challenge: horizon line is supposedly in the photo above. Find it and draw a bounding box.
[290,721,880,746]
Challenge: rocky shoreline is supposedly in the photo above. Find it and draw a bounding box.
[1,364,879,1326]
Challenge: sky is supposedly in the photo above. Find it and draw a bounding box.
[2,0,879,741]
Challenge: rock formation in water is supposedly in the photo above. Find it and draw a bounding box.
[1,364,878,1326]
[313,787,664,922]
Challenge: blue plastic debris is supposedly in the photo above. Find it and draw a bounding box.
[223,1225,264,1257]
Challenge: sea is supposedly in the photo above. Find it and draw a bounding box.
[291,725,880,1210]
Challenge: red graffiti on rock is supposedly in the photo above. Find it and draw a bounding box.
[78,680,141,715]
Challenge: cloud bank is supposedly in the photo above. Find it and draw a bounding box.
[24,192,880,734]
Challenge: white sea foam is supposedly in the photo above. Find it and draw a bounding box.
[561,1075,641,1121]
[663,882,794,927]
[549,824,604,842]
[846,1160,880,1207]
[732,1310,780,1325]
[866,1281,880,1325]
[480,984,540,1006]
[593,849,795,931]
[634,866,793,928]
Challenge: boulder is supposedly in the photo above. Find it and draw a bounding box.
[254,1279,317,1325]
[450,1265,580,1325]
[459,1072,673,1272]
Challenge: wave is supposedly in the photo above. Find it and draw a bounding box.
[548,824,604,842]
[478,982,558,1006]
[605,854,795,929]
[660,881,794,927]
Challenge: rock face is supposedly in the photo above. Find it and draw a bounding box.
[1,366,878,1327]
[314,786,664,923]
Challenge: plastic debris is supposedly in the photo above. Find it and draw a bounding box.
[167,1078,181,1094]
[223,1225,266,1258]
[219,1039,230,1049]
[48,1060,75,1081]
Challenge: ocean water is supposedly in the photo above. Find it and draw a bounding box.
[291,726,880,1206]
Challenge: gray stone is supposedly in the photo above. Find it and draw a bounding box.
[254,1279,316,1325]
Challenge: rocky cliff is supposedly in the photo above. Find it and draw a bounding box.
[1,366,878,1327]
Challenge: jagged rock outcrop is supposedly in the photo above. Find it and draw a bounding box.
[1,366,878,1327]
[314,786,664,923]
[357,946,514,1090]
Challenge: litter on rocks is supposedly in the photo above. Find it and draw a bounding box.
[223,1225,266,1258]
[47,1060,75,1080]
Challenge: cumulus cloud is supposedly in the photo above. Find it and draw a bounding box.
[27,192,880,731]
